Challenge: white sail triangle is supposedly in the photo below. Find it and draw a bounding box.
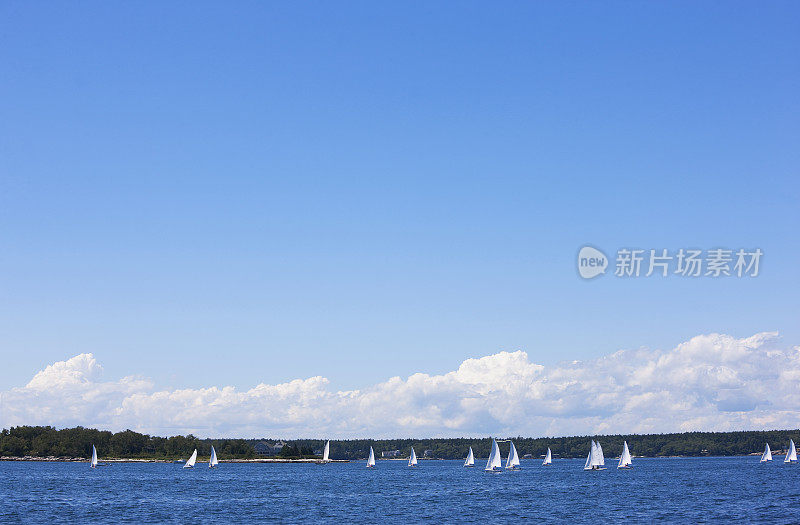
[464,447,474,467]
[322,440,330,462]
[485,439,502,471]
[785,440,797,463]
[543,447,552,465]
[618,441,632,468]
[90,445,98,468]
[183,449,197,468]
[583,441,594,470]
[409,447,418,467]
[209,446,218,468]
[505,441,520,469]
[760,443,772,462]
[366,446,375,468]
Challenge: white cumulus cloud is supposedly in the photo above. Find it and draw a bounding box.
[2,332,799,438]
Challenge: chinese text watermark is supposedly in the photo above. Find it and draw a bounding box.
[578,246,762,279]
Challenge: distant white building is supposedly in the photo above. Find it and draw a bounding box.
[381,449,401,458]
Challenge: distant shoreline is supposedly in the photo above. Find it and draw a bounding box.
[0,456,351,463]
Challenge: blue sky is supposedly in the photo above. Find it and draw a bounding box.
[1,1,798,400]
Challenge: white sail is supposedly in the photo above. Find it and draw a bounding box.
[464,447,474,467]
[785,440,797,463]
[409,447,418,467]
[543,448,552,465]
[322,440,330,462]
[184,449,197,468]
[505,441,520,469]
[583,441,594,470]
[209,446,218,467]
[485,439,502,471]
[366,446,375,467]
[591,441,600,467]
[618,441,632,468]
[90,445,98,468]
[760,443,772,462]
[596,442,605,467]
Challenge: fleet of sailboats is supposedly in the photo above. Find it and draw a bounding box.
[464,447,474,467]
[94,437,800,472]
[784,440,797,463]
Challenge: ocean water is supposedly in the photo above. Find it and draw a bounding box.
[2,457,798,523]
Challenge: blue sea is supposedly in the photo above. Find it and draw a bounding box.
[2,457,798,523]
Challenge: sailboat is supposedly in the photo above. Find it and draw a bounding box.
[784,440,797,463]
[464,447,475,467]
[366,446,376,468]
[90,444,98,468]
[505,441,521,470]
[617,441,633,469]
[183,449,197,469]
[583,440,606,471]
[485,439,503,472]
[408,447,418,467]
[316,440,331,465]
[542,448,552,466]
[760,443,772,463]
[209,446,219,468]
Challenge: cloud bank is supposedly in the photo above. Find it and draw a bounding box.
[3,332,799,438]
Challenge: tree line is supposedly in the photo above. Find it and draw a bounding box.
[0,426,256,460]
[277,429,800,460]
[2,426,798,460]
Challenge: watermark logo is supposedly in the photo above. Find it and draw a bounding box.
[577,245,762,279]
[577,245,608,279]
